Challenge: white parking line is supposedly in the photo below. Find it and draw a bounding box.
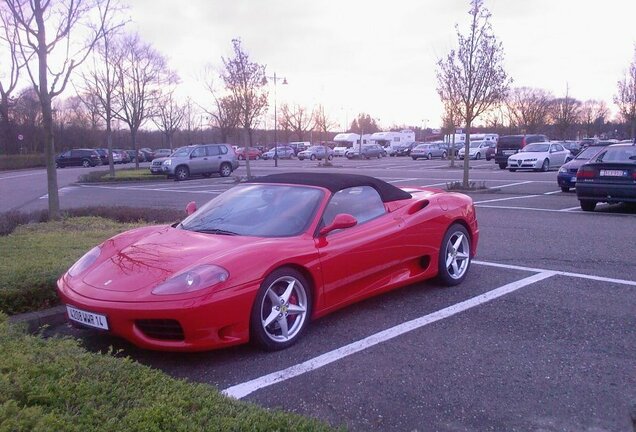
[496,181,534,189]
[422,182,448,187]
[559,205,582,212]
[222,271,556,399]
[0,172,43,180]
[473,195,540,204]
[543,190,562,195]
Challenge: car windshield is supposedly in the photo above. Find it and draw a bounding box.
[171,147,191,157]
[575,146,603,160]
[179,184,324,237]
[521,143,550,152]
[469,141,485,148]
[307,146,323,152]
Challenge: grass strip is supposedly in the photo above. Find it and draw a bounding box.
[79,168,167,183]
[0,314,335,431]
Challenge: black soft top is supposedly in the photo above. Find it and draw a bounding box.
[249,172,412,202]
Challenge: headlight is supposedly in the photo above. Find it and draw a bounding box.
[68,246,101,277]
[152,264,229,295]
[163,159,172,166]
[559,167,568,173]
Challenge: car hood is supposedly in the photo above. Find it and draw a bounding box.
[562,158,591,170]
[77,227,262,301]
[509,152,547,159]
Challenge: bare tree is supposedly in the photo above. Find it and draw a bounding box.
[0,4,23,155]
[441,100,460,168]
[153,90,185,151]
[313,104,337,166]
[5,0,117,218]
[436,0,511,187]
[580,100,609,138]
[506,87,552,134]
[549,86,581,140]
[113,33,175,169]
[280,103,314,141]
[614,47,636,141]
[201,66,239,143]
[221,39,268,178]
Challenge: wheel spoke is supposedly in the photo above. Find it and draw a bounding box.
[262,309,278,328]
[266,288,280,305]
[287,304,306,315]
[446,253,454,269]
[456,252,470,260]
[451,260,460,276]
[452,234,464,251]
[278,316,289,338]
[280,280,296,303]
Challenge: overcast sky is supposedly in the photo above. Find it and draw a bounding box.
[127,0,636,131]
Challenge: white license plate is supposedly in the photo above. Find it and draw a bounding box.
[66,305,109,330]
[600,169,625,177]
[503,150,516,155]
[571,177,576,182]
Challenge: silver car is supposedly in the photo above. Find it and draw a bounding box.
[161,144,239,181]
[410,143,447,160]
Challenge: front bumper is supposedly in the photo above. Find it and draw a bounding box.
[57,277,257,352]
[507,159,540,169]
[557,173,576,188]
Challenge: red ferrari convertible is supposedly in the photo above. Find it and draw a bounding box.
[57,173,479,352]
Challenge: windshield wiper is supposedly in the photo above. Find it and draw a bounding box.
[193,228,239,236]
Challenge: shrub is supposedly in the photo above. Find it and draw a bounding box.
[0,313,335,431]
[0,154,46,171]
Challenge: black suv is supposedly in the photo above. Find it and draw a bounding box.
[495,134,549,169]
[55,149,102,168]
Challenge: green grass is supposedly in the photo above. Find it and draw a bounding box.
[0,154,46,171]
[79,168,166,183]
[0,314,335,431]
[0,217,142,315]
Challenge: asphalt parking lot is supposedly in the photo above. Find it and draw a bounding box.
[4,157,636,431]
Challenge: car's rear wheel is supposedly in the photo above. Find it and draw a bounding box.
[442,151,447,159]
[328,154,333,161]
[251,268,312,351]
[541,159,549,172]
[219,163,232,177]
[310,154,316,161]
[475,152,481,160]
[174,166,189,181]
[437,224,471,286]
[580,200,596,212]
[82,159,91,168]
[561,186,569,192]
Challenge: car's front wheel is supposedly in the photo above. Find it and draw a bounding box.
[310,154,316,161]
[82,159,91,168]
[251,268,312,351]
[174,166,189,181]
[541,159,550,172]
[219,163,232,177]
[561,186,569,192]
[442,151,447,159]
[475,152,481,160]
[437,224,471,286]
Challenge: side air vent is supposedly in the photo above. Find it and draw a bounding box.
[408,200,429,214]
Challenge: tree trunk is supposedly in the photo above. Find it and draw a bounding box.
[106,116,114,177]
[245,128,252,178]
[449,130,456,168]
[463,122,471,188]
[132,130,139,169]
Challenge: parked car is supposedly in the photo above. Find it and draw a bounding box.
[506,142,570,172]
[458,141,496,161]
[411,143,447,160]
[262,146,295,160]
[57,172,479,352]
[495,134,549,169]
[94,148,109,164]
[575,143,636,211]
[235,147,262,160]
[394,142,417,157]
[152,148,173,160]
[55,149,102,168]
[333,145,350,157]
[557,144,608,192]
[345,144,385,159]
[113,149,130,164]
[160,144,238,181]
[559,141,581,157]
[150,157,169,174]
[124,149,145,163]
[297,145,334,161]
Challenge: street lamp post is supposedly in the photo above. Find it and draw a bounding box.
[263,72,287,167]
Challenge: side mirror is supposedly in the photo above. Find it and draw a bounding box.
[185,201,197,215]
[319,213,357,236]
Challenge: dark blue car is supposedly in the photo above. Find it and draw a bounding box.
[557,145,606,192]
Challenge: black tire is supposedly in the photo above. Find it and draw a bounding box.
[580,200,596,212]
[250,267,312,351]
[299,157,304,161]
[475,152,481,160]
[509,168,517,172]
[442,151,447,159]
[437,224,472,286]
[498,163,507,170]
[82,159,91,168]
[310,154,316,161]
[219,163,232,177]
[412,157,417,161]
[541,159,549,172]
[560,186,569,192]
[328,154,333,161]
[174,166,189,181]
[427,153,432,160]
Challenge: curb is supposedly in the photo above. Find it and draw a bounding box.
[8,305,66,333]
